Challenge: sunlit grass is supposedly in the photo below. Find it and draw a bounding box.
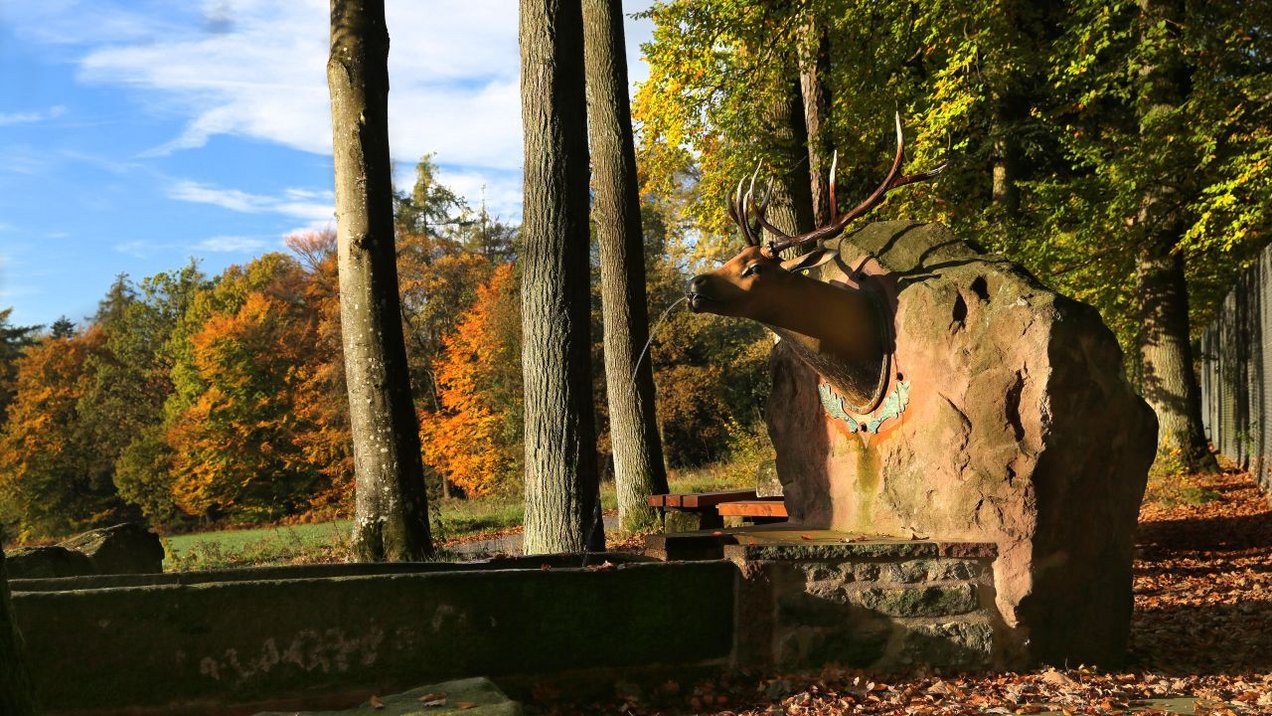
[162,450,764,571]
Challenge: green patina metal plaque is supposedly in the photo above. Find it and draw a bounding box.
[818,380,910,434]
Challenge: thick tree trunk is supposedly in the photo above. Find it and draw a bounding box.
[761,77,816,245]
[797,16,833,226]
[328,0,433,560]
[582,0,669,535]
[520,0,604,554]
[1134,0,1216,472]
[1,547,38,715]
[1137,242,1215,470]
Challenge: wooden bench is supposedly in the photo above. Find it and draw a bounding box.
[716,499,787,520]
[647,489,787,531]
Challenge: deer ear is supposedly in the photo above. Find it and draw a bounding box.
[781,249,837,274]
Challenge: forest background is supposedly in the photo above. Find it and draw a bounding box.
[1,0,1269,544]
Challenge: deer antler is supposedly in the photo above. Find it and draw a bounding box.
[727,164,774,247]
[736,113,945,257]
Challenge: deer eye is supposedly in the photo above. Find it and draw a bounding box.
[742,263,763,278]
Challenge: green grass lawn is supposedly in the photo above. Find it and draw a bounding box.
[162,462,755,572]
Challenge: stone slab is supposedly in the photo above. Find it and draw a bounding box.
[254,677,520,715]
[12,559,734,713]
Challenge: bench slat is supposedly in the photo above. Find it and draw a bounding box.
[647,489,759,510]
[716,500,788,518]
[679,489,758,508]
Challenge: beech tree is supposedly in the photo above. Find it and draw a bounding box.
[328,0,432,560]
[0,329,130,539]
[422,264,523,497]
[1129,0,1215,471]
[520,0,604,553]
[582,0,669,534]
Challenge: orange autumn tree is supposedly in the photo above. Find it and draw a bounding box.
[166,254,325,521]
[0,327,131,539]
[286,229,355,515]
[421,263,523,497]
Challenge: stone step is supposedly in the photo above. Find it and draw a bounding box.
[254,677,520,715]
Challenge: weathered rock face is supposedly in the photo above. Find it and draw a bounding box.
[58,523,165,575]
[5,545,95,580]
[767,221,1157,667]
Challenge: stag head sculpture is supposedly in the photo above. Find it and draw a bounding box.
[687,114,944,412]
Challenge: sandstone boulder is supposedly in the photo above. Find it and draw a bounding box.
[5,545,95,579]
[58,522,164,575]
[767,221,1156,667]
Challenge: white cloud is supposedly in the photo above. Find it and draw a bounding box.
[169,180,272,213]
[14,0,654,223]
[197,235,271,253]
[0,105,67,126]
[3,1,180,47]
[112,240,163,258]
[167,179,334,225]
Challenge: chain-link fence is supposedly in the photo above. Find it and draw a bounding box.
[1199,248,1272,495]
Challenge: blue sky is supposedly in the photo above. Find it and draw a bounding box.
[0,1,654,328]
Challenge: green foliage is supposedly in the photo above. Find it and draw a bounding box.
[635,0,1272,364]
[0,329,133,540]
[638,198,772,467]
[0,308,40,426]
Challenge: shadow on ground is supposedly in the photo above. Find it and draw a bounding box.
[1129,477,1272,675]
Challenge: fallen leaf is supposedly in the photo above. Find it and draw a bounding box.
[1040,669,1076,689]
[418,691,447,707]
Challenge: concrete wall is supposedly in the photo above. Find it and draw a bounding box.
[10,559,735,715]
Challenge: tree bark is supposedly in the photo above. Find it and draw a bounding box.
[1137,242,1215,469]
[1134,0,1217,472]
[328,0,434,560]
[1,546,38,715]
[582,0,669,535]
[761,76,816,245]
[990,105,1021,218]
[520,0,604,554]
[797,15,833,226]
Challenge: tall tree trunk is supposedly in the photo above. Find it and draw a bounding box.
[520,0,604,554]
[1137,241,1214,469]
[328,0,434,560]
[990,103,1021,219]
[582,0,669,535]
[1,546,38,715]
[797,15,833,226]
[761,77,816,244]
[1134,0,1216,472]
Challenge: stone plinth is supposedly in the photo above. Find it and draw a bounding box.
[767,221,1157,667]
[725,532,999,671]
